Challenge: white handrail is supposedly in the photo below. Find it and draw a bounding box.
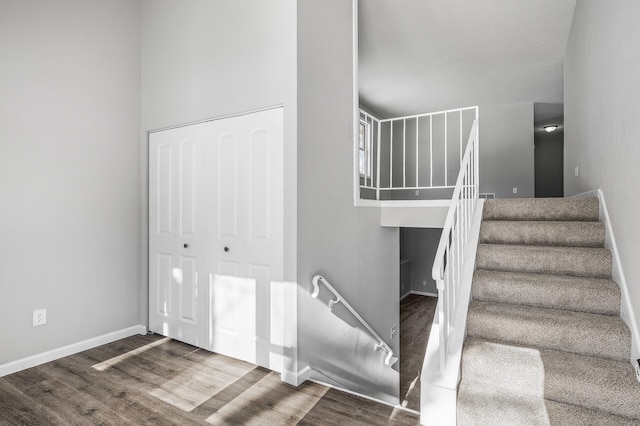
[431,117,479,374]
[311,275,398,367]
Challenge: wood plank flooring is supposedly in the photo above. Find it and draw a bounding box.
[0,334,420,425]
[399,294,438,411]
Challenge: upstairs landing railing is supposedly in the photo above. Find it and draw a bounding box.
[359,106,478,200]
[312,275,398,366]
[431,119,479,374]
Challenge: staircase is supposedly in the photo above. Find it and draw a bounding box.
[457,197,640,425]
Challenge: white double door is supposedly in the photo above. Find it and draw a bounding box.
[149,108,283,369]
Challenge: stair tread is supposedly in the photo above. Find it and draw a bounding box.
[461,338,640,421]
[541,346,640,420]
[467,300,631,361]
[479,220,605,247]
[483,197,599,221]
[545,400,640,426]
[476,243,612,278]
[458,338,550,426]
[472,269,621,315]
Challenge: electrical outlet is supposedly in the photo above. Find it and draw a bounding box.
[415,190,419,196]
[33,309,46,326]
[635,359,640,382]
[423,280,427,286]
[390,324,398,340]
[513,187,518,194]
[575,166,579,177]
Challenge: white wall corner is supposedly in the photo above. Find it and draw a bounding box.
[0,325,147,378]
[272,280,298,384]
[598,189,640,363]
[282,365,312,387]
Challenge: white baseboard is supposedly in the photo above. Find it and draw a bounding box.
[410,290,438,298]
[307,376,416,413]
[598,189,640,363]
[401,290,438,302]
[571,189,599,198]
[0,325,147,378]
[282,365,312,387]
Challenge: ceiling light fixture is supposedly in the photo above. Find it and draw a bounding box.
[543,125,558,133]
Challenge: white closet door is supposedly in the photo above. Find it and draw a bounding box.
[149,124,208,347]
[206,108,284,368]
[149,108,284,370]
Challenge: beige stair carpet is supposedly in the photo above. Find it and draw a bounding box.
[457,197,640,425]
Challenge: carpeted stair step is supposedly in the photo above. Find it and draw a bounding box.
[482,197,599,221]
[476,244,612,278]
[459,339,640,425]
[479,220,605,247]
[541,347,640,421]
[472,270,621,316]
[545,400,640,426]
[457,339,551,425]
[466,301,631,361]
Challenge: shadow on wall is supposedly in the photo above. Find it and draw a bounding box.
[303,278,399,404]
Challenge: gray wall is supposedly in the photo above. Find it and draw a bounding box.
[479,103,535,198]
[140,0,298,324]
[0,0,141,364]
[298,0,400,404]
[401,228,441,295]
[564,0,640,343]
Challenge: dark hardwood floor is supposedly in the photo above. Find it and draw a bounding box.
[399,294,438,411]
[0,334,420,425]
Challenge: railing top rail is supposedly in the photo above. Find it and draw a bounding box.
[378,105,478,123]
[311,275,397,366]
[359,109,382,123]
[431,119,478,284]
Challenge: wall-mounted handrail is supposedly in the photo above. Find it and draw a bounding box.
[312,275,398,367]
[431,117,479,374]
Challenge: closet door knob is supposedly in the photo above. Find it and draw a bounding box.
[183,243,189,248]
[224,247,229,252]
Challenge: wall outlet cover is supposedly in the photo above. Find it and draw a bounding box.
[513,187,518,194]
[33,309,47,326]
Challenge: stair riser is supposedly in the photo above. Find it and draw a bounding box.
[483,197,599,221]
[479,221,605,247]
[472,271,621,316]
[467,304,631,362]
[476,245,612,278]
[546,400,640,426]
[543,351,640,420]
[462,339,640,422]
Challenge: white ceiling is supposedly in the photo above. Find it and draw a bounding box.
[358,0,577,118]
